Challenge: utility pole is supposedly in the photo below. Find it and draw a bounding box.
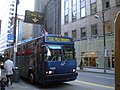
[13,0,19,66]
[102,11,107,73]
[94,11,106,73]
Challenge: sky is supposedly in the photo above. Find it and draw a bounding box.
[0,0,35,19]
[18,0,35,16]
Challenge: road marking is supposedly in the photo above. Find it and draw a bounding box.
[75,80,114,89]
[95,76,114,80]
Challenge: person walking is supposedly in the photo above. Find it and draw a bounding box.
[4,57,15,86]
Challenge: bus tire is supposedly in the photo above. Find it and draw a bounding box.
[28,73,34,84]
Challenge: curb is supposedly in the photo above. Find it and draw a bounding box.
[77,68,115,75]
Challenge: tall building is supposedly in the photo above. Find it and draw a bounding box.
[0,20,1,52]
[0,0,16,53]
[17,19,33,43]
[33,0,49,38]
[61,0,120,69]
[0,0,34,53]
[33,0,61,37]
[0,20,1,35]
[45,0,61,34]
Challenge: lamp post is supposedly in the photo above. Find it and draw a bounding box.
[94,11,106,73]
[13,0,19,66]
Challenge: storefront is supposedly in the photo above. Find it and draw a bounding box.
[75,35,114,69]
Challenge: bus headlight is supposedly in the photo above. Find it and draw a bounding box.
[48,71,53,74]
[46,71,54,74]
[72,69,76,72]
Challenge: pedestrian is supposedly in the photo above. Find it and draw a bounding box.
[4,56,15,87]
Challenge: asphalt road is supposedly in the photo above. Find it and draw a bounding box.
[35,71,115,90]
[3,70,115,90]
[77,71,115,87]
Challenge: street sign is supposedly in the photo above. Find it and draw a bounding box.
[24,10,44,24]
[7,33,14,42]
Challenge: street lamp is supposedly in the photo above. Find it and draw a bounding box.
[94,11,107,73]
[13,0,19,66]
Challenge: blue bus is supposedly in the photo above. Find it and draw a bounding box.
[4,34,78,85]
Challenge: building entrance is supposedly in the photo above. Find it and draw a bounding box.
[83,57,96,67]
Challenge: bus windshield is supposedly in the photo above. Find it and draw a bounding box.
[45,45,74,61]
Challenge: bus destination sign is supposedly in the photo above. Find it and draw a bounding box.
[47,37,72,42]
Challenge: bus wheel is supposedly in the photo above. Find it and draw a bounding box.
[28,73,34,83]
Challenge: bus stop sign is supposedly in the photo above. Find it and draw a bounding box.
[24,10,44,24]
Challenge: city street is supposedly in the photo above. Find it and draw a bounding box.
[0,0,119,89]
[5,71,114,90]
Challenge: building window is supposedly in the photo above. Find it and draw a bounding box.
[10,8,14,11]
[81,27,86,39]
[106,1,110,8]
[116,0,120,6]
[91,24,97,36]
[72,0,77,21]
[9,12,14,15]
[80,0,86,18]
[72,30,77,39]
[64,32,68,36]
[102,0,110,10]
[90,0,97,15]
[8,21,11,24]
[64,0,69,23]
[12,1,15,3]
[10,4,14,7]
[105,21,111,33]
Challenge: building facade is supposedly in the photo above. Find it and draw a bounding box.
[0,0,34,53]
[44,0,61,34]
[33,0,49,38]
[0,20,1,36]
[61,0,120,69]
[0,20,1,53]
[33,0,61,37]
[0,0,16,53]
[17,19,33,43]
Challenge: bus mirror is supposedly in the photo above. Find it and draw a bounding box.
[47,48,51,56]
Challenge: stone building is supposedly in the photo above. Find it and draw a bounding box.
[61,0,120,69]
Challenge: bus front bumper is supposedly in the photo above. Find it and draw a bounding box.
[43,72,78,84]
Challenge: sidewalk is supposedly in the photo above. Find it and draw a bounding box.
[77,67,115,74]
[0,69,39,90]
[5,80,39,90]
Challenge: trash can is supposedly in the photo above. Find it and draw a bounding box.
[13,67,20,83]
